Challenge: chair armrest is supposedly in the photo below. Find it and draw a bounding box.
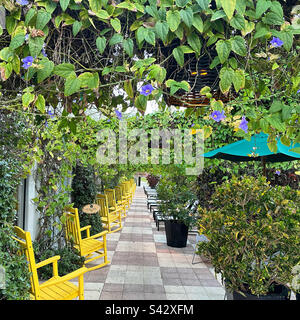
[80,225,91,232]
[80,225,91,238]
[88,230,108,240]
[39,267,88,289]
[36,255,60,269]
[36,255,60,277]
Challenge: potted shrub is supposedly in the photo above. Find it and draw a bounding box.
[157,176,198,248]
[197,175,299,300]
[146,174,160,189]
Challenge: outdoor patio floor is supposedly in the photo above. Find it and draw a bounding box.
[81,186,226,300]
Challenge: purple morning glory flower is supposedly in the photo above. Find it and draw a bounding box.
[239,116,248,133]
[270,37,284,48]
[210,110,226,122]
[25,34,29,41]
[297,89,300,93]
[115,110,122,120]
[41,43,47,57]
[21,56,34,69]
[48,110,54,119]
[275,170,281,175]
[140,84,154,96]
[16,0,29,5]
[41,48,47,57]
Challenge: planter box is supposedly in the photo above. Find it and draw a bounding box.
[226,284,290,300]
[164,220,188,248]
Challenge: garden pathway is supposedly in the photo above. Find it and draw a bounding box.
[81,186,226,300]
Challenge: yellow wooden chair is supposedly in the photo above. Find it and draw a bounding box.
[115,185,128,218]
[124,180,134,204]
[96,193,122,233]
[64,207,110,271]
[120,182,132,208]
[129,179,136,197]
[104,188,125,219]
[12,226,87,300]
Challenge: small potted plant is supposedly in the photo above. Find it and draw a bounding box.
[197,175,299,300]
[157,176,198,248]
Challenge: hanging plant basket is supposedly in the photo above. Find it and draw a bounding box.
[161,41,233,108]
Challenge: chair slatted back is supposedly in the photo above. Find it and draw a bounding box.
[104,189,116,208]
[124,181,132,194]
[130,179,136,193]
[120,182,128,196]
[64,208,82,247]
[115,186,123,203]
[12,226,40,299]
[96,194,109,218]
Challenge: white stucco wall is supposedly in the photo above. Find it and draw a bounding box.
[17,168,39,241]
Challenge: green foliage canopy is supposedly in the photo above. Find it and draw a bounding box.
[0,0,299,151]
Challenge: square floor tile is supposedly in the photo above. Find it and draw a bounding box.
[84,282,104,292]
[122,227,153,235]
[187,293,209,300]
[153,234,167,243]
[162,278,182,286]
[143,284,165,293]
[160,267,178,273]
[122,292,145,300]
[200,279,222,287]
[181,278,201,286]
[143,277,163,286]
[85,291,101,300]
[158,259,176,268]
[161,272,180,279]
[123,284,144,292]
[166,293,188,300]
[204,287,225,296]
[106,233,121,241]
[100,291,123,300]
[144,293,167,300]
[179,273,198,280]
[102,283,124,292]
[164,285,185,294]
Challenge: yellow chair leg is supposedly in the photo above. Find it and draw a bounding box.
[84,251,110,271]
[79,275,84,300]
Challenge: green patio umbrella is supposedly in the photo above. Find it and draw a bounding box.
[201,132,300,175]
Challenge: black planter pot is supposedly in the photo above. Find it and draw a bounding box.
[164,220,189,248]
[296,293,300,300]
[231,284,290,300]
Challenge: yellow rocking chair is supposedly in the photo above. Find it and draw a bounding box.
[96,193,122,233]
[115,185,128,218]
[104,188,126,219]
[124,181,134,204]
[64,207,110,271]
[120,182,131,208]
[12,226,87,300]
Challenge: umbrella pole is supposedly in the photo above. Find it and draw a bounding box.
[261,157,266,177]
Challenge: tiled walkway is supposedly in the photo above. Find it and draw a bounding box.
[82,186,226,300]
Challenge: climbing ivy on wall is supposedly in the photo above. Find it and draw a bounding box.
[0,112,31,300]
